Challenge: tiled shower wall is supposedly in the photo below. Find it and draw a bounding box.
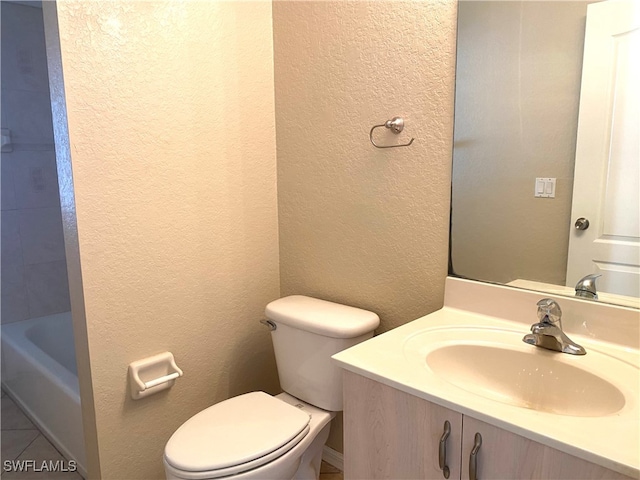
[1,1,70,323]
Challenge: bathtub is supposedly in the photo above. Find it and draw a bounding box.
[1,312,86,476]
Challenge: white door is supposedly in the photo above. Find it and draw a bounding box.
[566,0,640,298]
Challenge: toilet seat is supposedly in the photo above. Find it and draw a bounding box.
[164,424,310,479]
[164,392,311,478]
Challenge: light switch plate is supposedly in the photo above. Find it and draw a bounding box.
[534,177,556,198]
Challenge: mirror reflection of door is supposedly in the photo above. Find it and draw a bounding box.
[451,0,640,307]
[566,0,640,298]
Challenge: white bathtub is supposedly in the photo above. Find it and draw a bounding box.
[1,312,86,476]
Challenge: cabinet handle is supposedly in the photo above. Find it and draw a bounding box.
[438,420,451,479]
[469,432,482,480]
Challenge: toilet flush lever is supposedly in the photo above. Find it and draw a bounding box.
[260,319,277,331]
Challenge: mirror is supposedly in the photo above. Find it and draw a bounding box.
[450,0,640,309]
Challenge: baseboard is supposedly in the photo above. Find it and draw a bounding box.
[322,445,344,472]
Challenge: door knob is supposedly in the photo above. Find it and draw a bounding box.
[574,218,590,230]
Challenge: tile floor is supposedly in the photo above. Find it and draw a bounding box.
[1,389,344,480]
[319,460,344,480]
[1,389,83,479]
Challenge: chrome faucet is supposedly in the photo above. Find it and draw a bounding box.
[522,298,586,355]
[575,273,601,300]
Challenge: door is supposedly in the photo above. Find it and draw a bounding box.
[566,0,640,297]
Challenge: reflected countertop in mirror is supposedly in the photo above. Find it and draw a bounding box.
[450,0,640,308]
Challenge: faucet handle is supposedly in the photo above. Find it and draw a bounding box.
[536,298,562,325]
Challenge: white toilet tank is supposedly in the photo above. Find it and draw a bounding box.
[265,295,379,412]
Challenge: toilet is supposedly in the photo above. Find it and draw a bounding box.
[163,295,379,480]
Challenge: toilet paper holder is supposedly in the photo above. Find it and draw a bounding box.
[128,352,183,400]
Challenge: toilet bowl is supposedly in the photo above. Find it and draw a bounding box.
[164,392,334,480]
[164,296,379,480]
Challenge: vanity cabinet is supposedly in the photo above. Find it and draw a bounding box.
[343,371,633,480]
[343,370,462,479]
[459,416,632,480]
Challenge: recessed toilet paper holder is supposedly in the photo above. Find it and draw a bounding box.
[128,351,183,400]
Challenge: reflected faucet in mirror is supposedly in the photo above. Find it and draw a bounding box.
[523,299,586,355]
[575,274,601,300]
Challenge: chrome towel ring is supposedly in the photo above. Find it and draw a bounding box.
[369,116,415,149]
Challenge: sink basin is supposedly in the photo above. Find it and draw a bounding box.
[427,344,624,416]
[404,327,636,417]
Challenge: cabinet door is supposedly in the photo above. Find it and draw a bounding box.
[343,371,463,480]
[461,416,633,480]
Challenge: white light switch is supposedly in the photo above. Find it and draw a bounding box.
[545,182,553,194]
[534,177,556,198]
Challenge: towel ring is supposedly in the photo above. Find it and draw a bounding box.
[370,117,415,149]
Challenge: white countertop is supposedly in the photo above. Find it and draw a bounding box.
[333,278,640,478]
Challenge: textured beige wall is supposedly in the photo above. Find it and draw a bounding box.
[451,1,590,286]
[273,0,458,452]
[43,3,100,474]
[274,0,457,332]
[46,2,280,478]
